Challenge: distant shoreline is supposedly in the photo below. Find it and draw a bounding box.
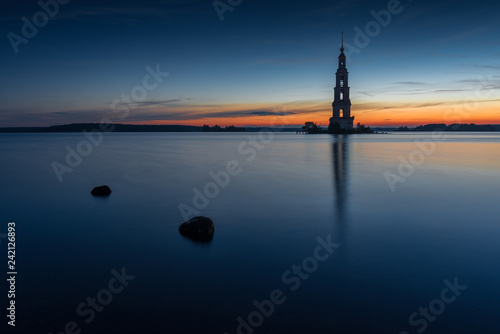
[0,123,297,133]
[0,123,499,133]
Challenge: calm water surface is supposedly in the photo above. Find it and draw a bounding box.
[1,132,499,334]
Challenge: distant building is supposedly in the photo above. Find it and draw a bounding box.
[329,32,355,131]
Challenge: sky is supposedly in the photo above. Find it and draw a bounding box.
[1,0,499,127]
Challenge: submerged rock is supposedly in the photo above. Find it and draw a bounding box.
[91,185,112,196]
[179,216,215,241]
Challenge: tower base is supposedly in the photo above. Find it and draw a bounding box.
[329,117,355,132]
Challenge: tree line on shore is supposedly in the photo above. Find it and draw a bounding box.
[396,123,499,132]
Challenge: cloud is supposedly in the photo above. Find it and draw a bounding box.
[248,111,295,116]
[394,81,427,86]
[430,53,469,59]
[359,87,429,96]
[459,64,500,70]
[359,75,500,98]
[354,98,500,113]
[7,104,302,125]
[250,57,326,65]
[0,108,110,127]
[146,109,296,120]
[439,24,496,43]
[252,39,304,46]
[357,81,437,96]
[118,99,187,108]
[412,102,446,108]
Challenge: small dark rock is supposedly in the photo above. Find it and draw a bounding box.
[179,216,215,241]
[91,185,112,196]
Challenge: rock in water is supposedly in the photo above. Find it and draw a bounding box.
[91,185,112,196]
[179,216,215,241]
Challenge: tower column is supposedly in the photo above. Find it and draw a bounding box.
[329,32,354,131]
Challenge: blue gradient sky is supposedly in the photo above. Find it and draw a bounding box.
[1,0,499,127]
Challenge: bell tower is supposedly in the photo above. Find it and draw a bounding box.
[329,32,354,131]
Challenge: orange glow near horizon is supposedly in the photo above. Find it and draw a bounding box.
[127,100,500,128]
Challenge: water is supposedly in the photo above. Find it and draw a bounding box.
[1,132,499,334]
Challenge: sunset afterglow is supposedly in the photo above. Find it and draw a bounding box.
[1,0,498,127]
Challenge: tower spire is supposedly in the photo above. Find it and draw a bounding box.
[340,31,344,53]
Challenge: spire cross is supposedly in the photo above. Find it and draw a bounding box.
[341,31,344,52]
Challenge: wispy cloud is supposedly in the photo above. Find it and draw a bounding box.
[355,98,499,112]
[0,99,329,127]
[439,24,496,43]
[250,57,326,65]
[394,81,427,86]
[358,76,500,98]
[118,99,188,108]
[460,64,500,70]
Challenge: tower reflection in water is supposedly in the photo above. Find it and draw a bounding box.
[331,135,350,244]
